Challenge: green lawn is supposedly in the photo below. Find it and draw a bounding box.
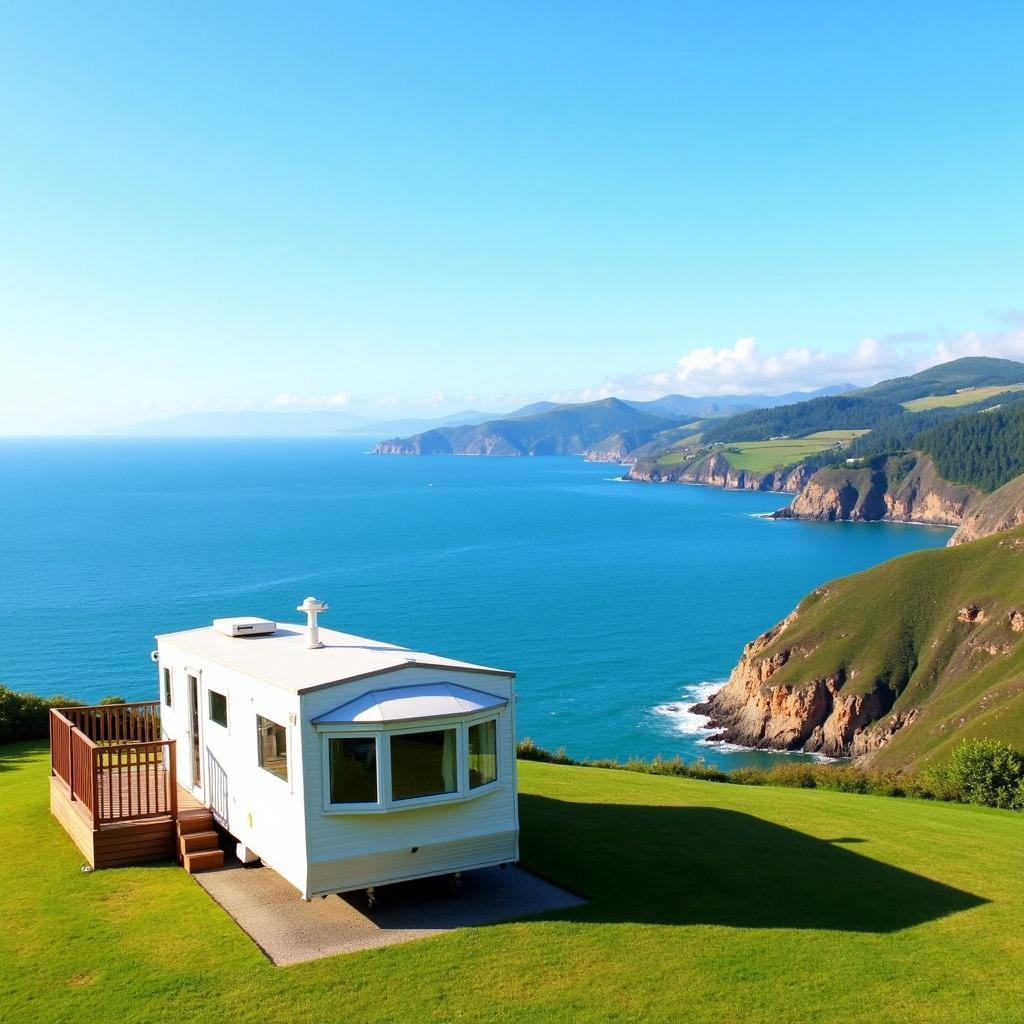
[902,383,1024,412]
[3,743,1024,1023]
[720,430,868,472]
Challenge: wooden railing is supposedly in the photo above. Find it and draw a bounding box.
[62,701,162,744]
[49,704,177,829]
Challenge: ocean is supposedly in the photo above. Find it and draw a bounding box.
[0,438,950,767]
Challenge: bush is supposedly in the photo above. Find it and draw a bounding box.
[0,685,83,746]
[923,739,1024,810]
[515,737,1024,812]
[516,737,575,765]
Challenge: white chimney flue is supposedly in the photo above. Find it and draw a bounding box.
[297,596,329,649]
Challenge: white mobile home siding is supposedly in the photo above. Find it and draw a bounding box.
[300,666,519,898]
[156,639,310,895]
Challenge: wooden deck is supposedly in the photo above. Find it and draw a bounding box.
[48,702,206,869]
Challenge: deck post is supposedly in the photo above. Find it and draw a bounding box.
[68,730,76,801]
[92,747,101,830]
[168,742,178,820]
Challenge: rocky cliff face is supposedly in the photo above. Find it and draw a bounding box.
[690,608,899,758]
[775,454,981,527]
[949,474,1024,546]
[627,452,813,493]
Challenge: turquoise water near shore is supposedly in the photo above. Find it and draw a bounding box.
[0,439,949,767]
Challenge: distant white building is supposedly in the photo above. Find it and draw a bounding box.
[155,598,518,902]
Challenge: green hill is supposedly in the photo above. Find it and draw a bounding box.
[699,527,1024,769]
[374,397,678,456]
[697,395,903,444]
[858,356,1024,404]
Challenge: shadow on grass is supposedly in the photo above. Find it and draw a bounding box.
[0,740,48,772]
[520,794,986,932]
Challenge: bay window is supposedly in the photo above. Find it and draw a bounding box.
[321,714,501,812]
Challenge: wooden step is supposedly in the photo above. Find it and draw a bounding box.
[179,830,220,857]
[183,848,224,874]
[177,812,214,836]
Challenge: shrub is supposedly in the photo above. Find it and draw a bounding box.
[0,685,83,746]
[516,738,575,765]
[923,739,1024,810]
[514,738,1024,812]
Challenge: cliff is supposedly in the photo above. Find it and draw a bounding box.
[691,526,1024,768]
[774,454,981,527]
[627,451,813,493]
[949,475,1024,546]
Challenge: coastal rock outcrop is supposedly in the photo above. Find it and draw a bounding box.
[774,454,981,527]
[627,453,813,493]
[948,474,1024,546]
[690,607,899,759]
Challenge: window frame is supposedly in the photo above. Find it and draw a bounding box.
[322,733,382,811]
[162,666,173,708]
[387,722,462,806]
[207,688,228,729]
[319,710,502,814]
[255,713,289,784]
[467,716,500,792]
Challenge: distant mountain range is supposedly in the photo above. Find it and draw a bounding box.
[371,384,855,456]
[99,385,854,439]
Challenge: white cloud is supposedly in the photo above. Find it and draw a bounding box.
[558,318,1024,402]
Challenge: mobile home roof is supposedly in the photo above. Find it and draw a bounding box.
[155,622,515,694]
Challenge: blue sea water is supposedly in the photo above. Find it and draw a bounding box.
[0,438,950,768]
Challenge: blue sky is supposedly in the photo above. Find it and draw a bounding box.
[1,1,1022,432]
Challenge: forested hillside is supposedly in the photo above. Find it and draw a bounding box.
[915,400,1024,491]
[698,396,903,444]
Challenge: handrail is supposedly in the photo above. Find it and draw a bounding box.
[57,701,161,745]
[49,704,176,828]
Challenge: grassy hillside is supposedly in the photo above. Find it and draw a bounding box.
[720,430,867,472]
[636,358,1024,471]
[859,356,1024,404]
[742,526,1024,769]
[3,743,1024,1024]
[903,383,1024,412]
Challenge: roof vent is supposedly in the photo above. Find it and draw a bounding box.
[297,596,329,649]
[214,616,276,638]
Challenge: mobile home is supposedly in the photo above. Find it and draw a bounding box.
[154,597,519,900]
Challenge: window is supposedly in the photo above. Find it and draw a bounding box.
[468,719,498,789]
[162,667,173,708]
[390,728,457,802]
[208,689,228,728]
[257,715,288,782]
[329,737,378,804]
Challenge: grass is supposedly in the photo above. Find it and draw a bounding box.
[3,742,1024,1023]
[902,383,1024,412]
[651,430,866,472]
[720,430,867,472]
